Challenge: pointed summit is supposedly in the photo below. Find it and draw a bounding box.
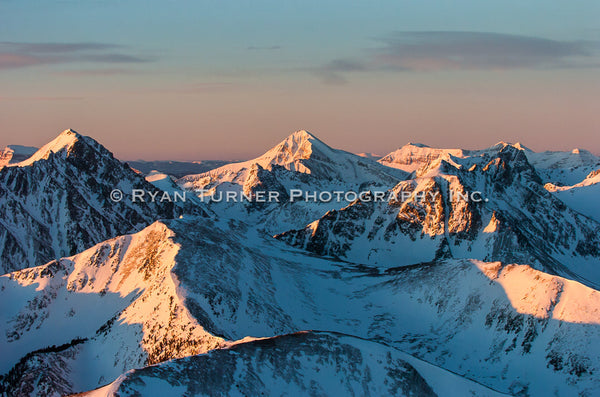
[51,128,82,145]
[13,129,86,166]
[289,129,318,140]
[259,130,334,167]
[51,128,82,146]
[178,129,406,210]
[0,128,201,273]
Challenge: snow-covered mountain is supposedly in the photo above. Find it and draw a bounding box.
[179,130,405,191]
[378,142,466,173]
[1,217,599,396]
[380,142,600,185]
[85,331,506,397]
[277,144,600,288]
[1,130,599,397]
[0,129,205,274]
[543,168,600,223]
[526,148,600,186]
[0,221,225,396]
[177,130,407,232]
[0,145,38,168]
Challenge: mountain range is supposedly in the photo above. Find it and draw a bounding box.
[0,129,599,396]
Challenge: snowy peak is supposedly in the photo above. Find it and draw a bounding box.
[38,128,81,150]
[287,129,319,141]
[487,141,531,152]
[492,143,535,169]
[378,141,539,177]
[178,129,406,202]
[525,147,599,170]
[378,143,465,173]
[258,129,333,167]
[0,128,206,273]
[11,129,87,166]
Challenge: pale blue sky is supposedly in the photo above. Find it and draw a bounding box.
[1,1,599,159]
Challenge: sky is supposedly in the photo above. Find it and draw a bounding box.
[0,0,599,160]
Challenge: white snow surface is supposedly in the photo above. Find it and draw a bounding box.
[1,131,600,397]
[545,169,600,222]
[2,218,600,396]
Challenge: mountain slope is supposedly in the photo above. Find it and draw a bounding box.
[83,332,506,397]
[180,130,405,184]
[0,221,225,396]
[2,133,600,397]
[277,144,600,288]
[0,129,205,274]
[2,217,599,396]
[545,169,600,223]
[526,148,600,186]
[177,130,407,232]
[162,218,600,396]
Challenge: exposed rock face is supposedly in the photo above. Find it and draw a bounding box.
[276,145,600,287]
[2,132,600,397]
[0,221,225,396]
[242,163,289,202]
[3,218,600,396]
[0,129,206,274]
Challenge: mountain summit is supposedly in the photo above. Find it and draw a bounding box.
[0,129,205,273]
[11,129,83,167]
[180,129,405,182]
[2,130,600,397]
[259,130,329,168]
[177,129,407,231]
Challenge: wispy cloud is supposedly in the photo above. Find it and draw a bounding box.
[314,59,367,85]
[0,41,153,71]
[315,32,600,84]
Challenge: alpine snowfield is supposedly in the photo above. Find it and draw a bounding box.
[0,129,599,397]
